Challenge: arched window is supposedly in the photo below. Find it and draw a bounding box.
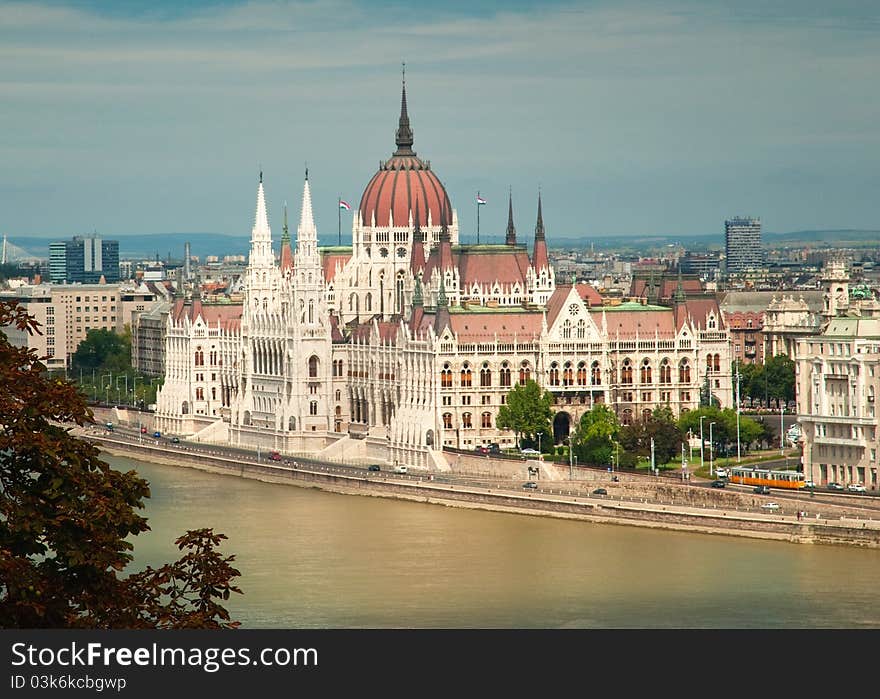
[563,361,573,386]
[659,359,671,384]
[577,318,586,338]
[461,365,472,387]
[714,354,721,372]
[549,362,560,386]
[308,300,314,324]
[642,408,652,422]
[481,412,492,428]
[562,319,571,339]
[501,362,512,387]
[365,293,372,313]
[194,347,204,366]
[621,408,632,426]
[480,363,492,387]
[576,362,587,386]
[591,361,601,386]
[621,359,633,384]
[518,361,530,384]
[308,355,319,378]
[706,354,713,373]
[289,416,296,430]
[441,366,453,388]
[211,387,216,400]
[309,401,318,416]
[679,359,691,383]
[462,412,472,429]
[640,359,652,384]
[443,413,453,429]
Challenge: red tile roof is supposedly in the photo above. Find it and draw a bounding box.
[321,251,351,283]
[448,310,543,343]
[591,306,676,339]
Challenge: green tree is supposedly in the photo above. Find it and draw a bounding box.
[71,328,131,374]
[619,406,682,466]
[496,379,553,450]
[572,404,619,467]
[0,301,241,628]
[764,353,795,407]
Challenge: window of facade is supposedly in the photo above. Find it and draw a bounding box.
[481,412,492,428]
[462,412,472,429]
[443,413,453,428]
[461,365,472,387]
[480,363,492,387]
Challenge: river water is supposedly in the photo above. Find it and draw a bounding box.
[111,455,880,629]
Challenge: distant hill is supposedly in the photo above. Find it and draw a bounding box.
[8,228,879,260]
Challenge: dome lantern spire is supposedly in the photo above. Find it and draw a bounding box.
[394,62,414,156]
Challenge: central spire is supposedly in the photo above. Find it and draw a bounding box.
[394,62,414,156]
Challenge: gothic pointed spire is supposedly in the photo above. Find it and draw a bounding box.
[280,201,293,272]
[531,190,549,271]
[413,275,423,307]
[249,171,274,269]
[674,266,686,304]
[394,62,414,156]
[410,199,425,274]
[535,190,545,241]
[505,187,517,246]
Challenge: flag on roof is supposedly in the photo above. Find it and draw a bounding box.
[339,200,351,210]
[476,194,487,205]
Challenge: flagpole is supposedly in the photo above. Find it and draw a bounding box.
[476,190,480,245]
[338,195,342,246]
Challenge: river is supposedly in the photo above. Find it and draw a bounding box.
[111,454,880,629]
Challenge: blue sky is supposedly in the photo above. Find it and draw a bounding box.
[2,0,878,244]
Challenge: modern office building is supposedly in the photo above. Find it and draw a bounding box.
[724,217,763,275]
[49,236,120,284]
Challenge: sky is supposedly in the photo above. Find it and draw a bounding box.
[2,0,879,246]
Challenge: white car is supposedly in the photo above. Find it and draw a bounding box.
[847,483,867,493]
[760,502,781,511]
[520,448,541,457]
[803,480,817,489]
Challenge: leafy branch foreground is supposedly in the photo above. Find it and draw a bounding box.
[0,300,241,628]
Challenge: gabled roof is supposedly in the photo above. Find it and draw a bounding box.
[447,308,543,343]
[320,248,352,283]
[456,245,531,287]
[171,299,242,330]
[590,304,676,339]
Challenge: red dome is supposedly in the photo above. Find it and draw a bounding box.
[359,155,452,229]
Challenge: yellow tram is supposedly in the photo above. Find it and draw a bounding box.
[728,466,806,490]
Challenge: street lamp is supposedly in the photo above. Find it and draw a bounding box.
[709,421,717,477]
[780,403,785,456]
[567,434,574,480]
[537,432,543,459]
[699,415,706,472]
[735,361,742,463]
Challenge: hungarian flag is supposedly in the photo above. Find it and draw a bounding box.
[339,200,351,210]
[476,194,487,205]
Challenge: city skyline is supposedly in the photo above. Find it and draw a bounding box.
[2,0,879,240]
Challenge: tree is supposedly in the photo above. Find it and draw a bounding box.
[496,379,553,450]
[71,328,131,374]
[572,404,619,467]
[764,354,795,407]
[0,301,241,628]
[619,406,682,467]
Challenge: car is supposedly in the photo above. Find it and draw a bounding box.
[760,502,781,511]
[592,487,608,495]
[140,426,147,434]
[520,448,541,457]
[803,480,816,489]
[522,481,538,489]
[153,431,161,438]
[367,464,381,472]
[474,445,490,454]
[847,483,867,493]
[170,436,180,444]
[393,465,408,474]
[268,451,282,461]
[753,485,770,495]
[715,468,730,478]
[488,443,501,454]
[827,482,845,491]
[711,480,726,488]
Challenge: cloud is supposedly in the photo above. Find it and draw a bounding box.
[1,0,879,238]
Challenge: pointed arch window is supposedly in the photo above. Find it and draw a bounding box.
[640,359,652,384]
[461,365,472,387]
[563,361,573,386]
[576,361,587,386]
[591,361,602,386]
[549,362,560,386]
[443,413,453,429]
[480,363,492,387]
[621,359,633,384]
[577,318,586,338]
[562,319,571,339]
[518,361,530,385]
[679,359,691,383]
[501,362,512,387]
[659,359,672,384]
